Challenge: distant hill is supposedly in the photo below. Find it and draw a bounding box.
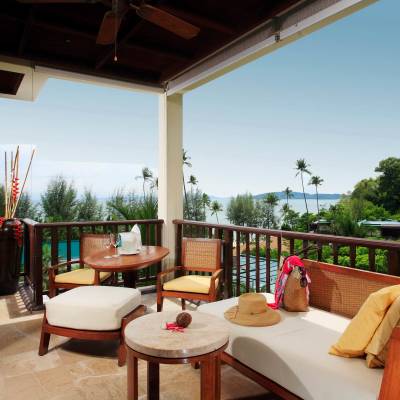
[211,192,342,201]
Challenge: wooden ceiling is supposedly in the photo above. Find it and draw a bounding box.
[0,0,303,90]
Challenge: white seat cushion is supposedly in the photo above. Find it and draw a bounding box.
[46,286,141,331]
[199,293,383,400]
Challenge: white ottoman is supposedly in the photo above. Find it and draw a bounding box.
[39,286,145,366]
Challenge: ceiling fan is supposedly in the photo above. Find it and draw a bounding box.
[16,0,201,44]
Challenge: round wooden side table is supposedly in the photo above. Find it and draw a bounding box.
[124,311,229,400]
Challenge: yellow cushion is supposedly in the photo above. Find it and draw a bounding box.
[163,275,217,294]
[330,285,400,358]
[365,295,400,368]
[54,268,112,285]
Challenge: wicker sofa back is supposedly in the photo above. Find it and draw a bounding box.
[304,260,400,319]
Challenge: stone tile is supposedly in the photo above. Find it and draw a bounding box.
[48,387,87,400]
[0,349,61,377]
[0,294,42,328]
[34,365,75,395]
[2,373,51,400]
[0,325,40,357]
[77,373,127,400]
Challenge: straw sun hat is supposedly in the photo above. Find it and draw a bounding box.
[224,293,281,327]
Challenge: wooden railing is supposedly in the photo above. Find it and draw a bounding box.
[22,219,163,310]
[173,219,400,298]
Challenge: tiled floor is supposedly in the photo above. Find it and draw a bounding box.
[0,291,276,400]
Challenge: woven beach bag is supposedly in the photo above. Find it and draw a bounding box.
[282,266,309,312]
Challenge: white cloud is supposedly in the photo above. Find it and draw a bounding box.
[25,159,157,200]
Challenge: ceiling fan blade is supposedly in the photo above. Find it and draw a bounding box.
[136,5,200,40]
[16,0,96,3]
[96,10,122,45]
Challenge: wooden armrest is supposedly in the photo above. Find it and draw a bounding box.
[157,266,182,278]
[211,268,223,282]
[209,269,223,297]
[48,259,80,272]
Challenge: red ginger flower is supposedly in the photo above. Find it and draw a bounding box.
[12,177,20,202]
[13,224,23,247]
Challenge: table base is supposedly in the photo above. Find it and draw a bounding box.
[127,345,227,400]
[123,271,138,288]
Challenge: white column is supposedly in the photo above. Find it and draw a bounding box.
[158,93,183,266]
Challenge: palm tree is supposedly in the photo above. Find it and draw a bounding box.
[265,193,279,207]
[295,159,312,216]
[150,176,158,191]
[182,149,192,217]
[202,193,211,217]
[210,200,223,223]
[135,167,153,198]
[283,186,293,206]
[309,175,324,215]
[187,175,198,189]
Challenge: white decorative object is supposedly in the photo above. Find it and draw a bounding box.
[118,224,142,255]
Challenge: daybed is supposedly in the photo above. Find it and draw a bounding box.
[199,260,400,400]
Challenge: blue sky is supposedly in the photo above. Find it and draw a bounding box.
[1,0,399,199]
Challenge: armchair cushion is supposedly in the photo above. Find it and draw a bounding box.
[163,275,219,294]
[54,268,112,285]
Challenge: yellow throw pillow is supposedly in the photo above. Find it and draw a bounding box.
[365,295,400,368]
[330,285,400,357]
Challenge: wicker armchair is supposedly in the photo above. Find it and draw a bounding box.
[157,238,222,312]
[48,233,114,298]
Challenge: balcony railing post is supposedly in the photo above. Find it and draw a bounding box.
[32,226,44,309]
[388,250,400,276]
[223,229,233,299]
[156,222,163,275]
[23,221,31,281]
[175,222,183,268]
[368,248,376,272]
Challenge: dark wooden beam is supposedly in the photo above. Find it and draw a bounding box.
[157,5,235,36]
[34,18,95,40]
[35,19,190,61]
[0,13,189,65]
[125,41,191,62]
[0,48,162,88]
[18,9,34,56]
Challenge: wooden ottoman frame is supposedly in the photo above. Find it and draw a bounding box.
[39,304,145,366]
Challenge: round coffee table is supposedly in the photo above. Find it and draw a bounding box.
[124,311,229,400]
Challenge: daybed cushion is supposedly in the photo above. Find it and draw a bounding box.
[46,286,141,331]
[163,275,217,294]
[330,284,400,358]
[54,268,112,284]
[199,293,383,400]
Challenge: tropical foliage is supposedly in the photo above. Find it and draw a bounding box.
[41,176,78,222]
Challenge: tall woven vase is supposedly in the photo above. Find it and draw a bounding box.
[0,219,23,295]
